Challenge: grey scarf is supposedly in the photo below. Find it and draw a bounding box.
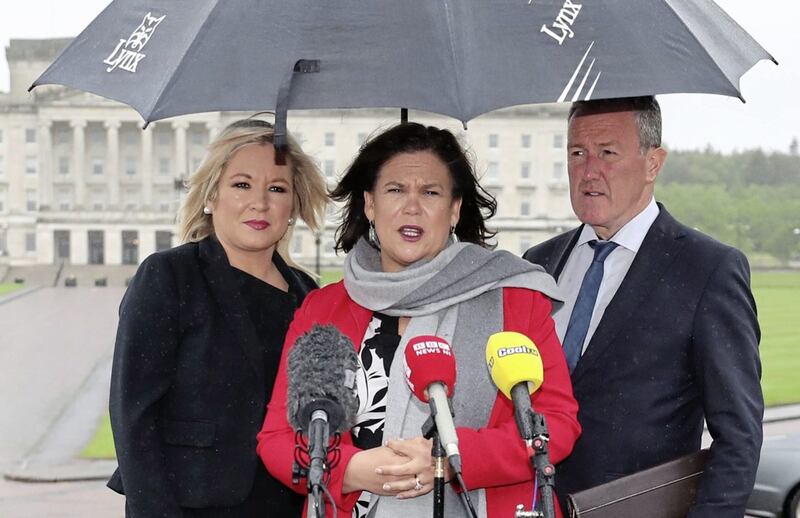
[343,238,560,518]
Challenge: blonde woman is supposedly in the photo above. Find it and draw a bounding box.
[108,119,327,518]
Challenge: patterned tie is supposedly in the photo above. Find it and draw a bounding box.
[562,240,619,373]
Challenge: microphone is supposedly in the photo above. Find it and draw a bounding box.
[485,331,544,443]
[287,324,360,493]
[403,335,462,473]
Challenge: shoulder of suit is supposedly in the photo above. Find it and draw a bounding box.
[134,241,200,278]
[289,267,319,290]
[523,228,577,260]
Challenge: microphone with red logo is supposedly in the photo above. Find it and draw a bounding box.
[404,335,478,518]
[403,335,462,474]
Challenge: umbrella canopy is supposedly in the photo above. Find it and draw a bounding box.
[32,0,775,126]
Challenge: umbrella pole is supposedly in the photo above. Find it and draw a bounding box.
[401,108,408,124]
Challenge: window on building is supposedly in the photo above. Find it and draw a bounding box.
[25,128,37,143]
[125,131,138,146]
[0,129,3,142]
[0,155,4,175]
[56,129,70,145]
[25,232,37,252]
[521,134,531,148]
[54,230,70,261]
[91,189,106,211]
[488,134,499,148]
[552,161,565,179]
[26,189,37,211]
[88,230,105,264]
[323,238,336,257]
[324,132,335,147]
[324,160,336,178]
[159,158,171,175]
[59,156,70,175]
[25,157,38,175]
[0,187,6,212]
[92,158,104,176]
[125,157,137,176]
[553,134,565,149]
[122,231,139,265]
[59,201,71,211]
[520,162,531,179]
[156,231,173,252]
[520,198,531,217]
[487,161,499,181]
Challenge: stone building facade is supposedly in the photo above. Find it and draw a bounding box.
[0,38,577,272]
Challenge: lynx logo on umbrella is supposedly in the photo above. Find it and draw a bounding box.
[540,0,582,45]
[103,12,165,74]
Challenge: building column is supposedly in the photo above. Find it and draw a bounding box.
[71,228,89,265]
[106,228,122,265]
[38,120,54,210]
[206,121,221,145]
[141,127,153,208]
[105,121,120,207]
[173,120,188,180]
[71,120,87,209]
[139,228,156,261]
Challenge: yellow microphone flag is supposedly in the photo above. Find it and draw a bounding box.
[485,331,544,399]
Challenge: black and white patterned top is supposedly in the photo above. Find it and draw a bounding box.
[351,312,401,518]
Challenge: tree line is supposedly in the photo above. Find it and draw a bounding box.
[656,145,800,264]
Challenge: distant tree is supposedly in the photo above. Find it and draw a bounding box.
[790,137,798,157]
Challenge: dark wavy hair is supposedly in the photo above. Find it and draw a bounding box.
[331,123,497,253]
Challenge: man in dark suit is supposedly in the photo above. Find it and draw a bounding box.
[523,96,762,517]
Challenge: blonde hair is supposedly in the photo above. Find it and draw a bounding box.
[178,119,327,270]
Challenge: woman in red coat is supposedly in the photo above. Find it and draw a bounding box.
[258,123,580,518]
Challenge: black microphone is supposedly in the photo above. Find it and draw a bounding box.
[287,324,360,495]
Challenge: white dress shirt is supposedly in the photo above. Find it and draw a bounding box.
[552,197,660,354]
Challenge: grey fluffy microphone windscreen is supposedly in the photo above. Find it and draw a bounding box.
[287,324,360,434]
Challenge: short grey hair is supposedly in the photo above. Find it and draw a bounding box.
[568,96,662,153]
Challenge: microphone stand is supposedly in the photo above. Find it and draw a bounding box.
[307,409,330,518]
[422,416,445,518]
[515,409,556,518]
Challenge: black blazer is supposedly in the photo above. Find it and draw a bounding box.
[523,205,763,518]
[107,236,316,517]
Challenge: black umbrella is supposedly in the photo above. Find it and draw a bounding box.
[31,0,776,153]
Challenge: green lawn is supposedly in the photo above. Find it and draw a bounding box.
[320,269,344,286]
[752,271,800,406]
[0,283,25,296]
[81,413,114,458]
[80,270,800,459]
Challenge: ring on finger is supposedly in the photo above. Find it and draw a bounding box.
[413,475,423,491]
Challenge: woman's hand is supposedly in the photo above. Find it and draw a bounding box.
[379,437,450,499]
[343,446,409,495]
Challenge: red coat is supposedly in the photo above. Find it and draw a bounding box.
[257,281,580,518]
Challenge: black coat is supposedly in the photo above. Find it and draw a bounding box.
[107,236,316,517]
[523,205,763,517]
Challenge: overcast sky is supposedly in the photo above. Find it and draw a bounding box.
[0,0,795,153]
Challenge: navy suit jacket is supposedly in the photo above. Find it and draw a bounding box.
[107,236,315,517]
[523,205,763,517]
